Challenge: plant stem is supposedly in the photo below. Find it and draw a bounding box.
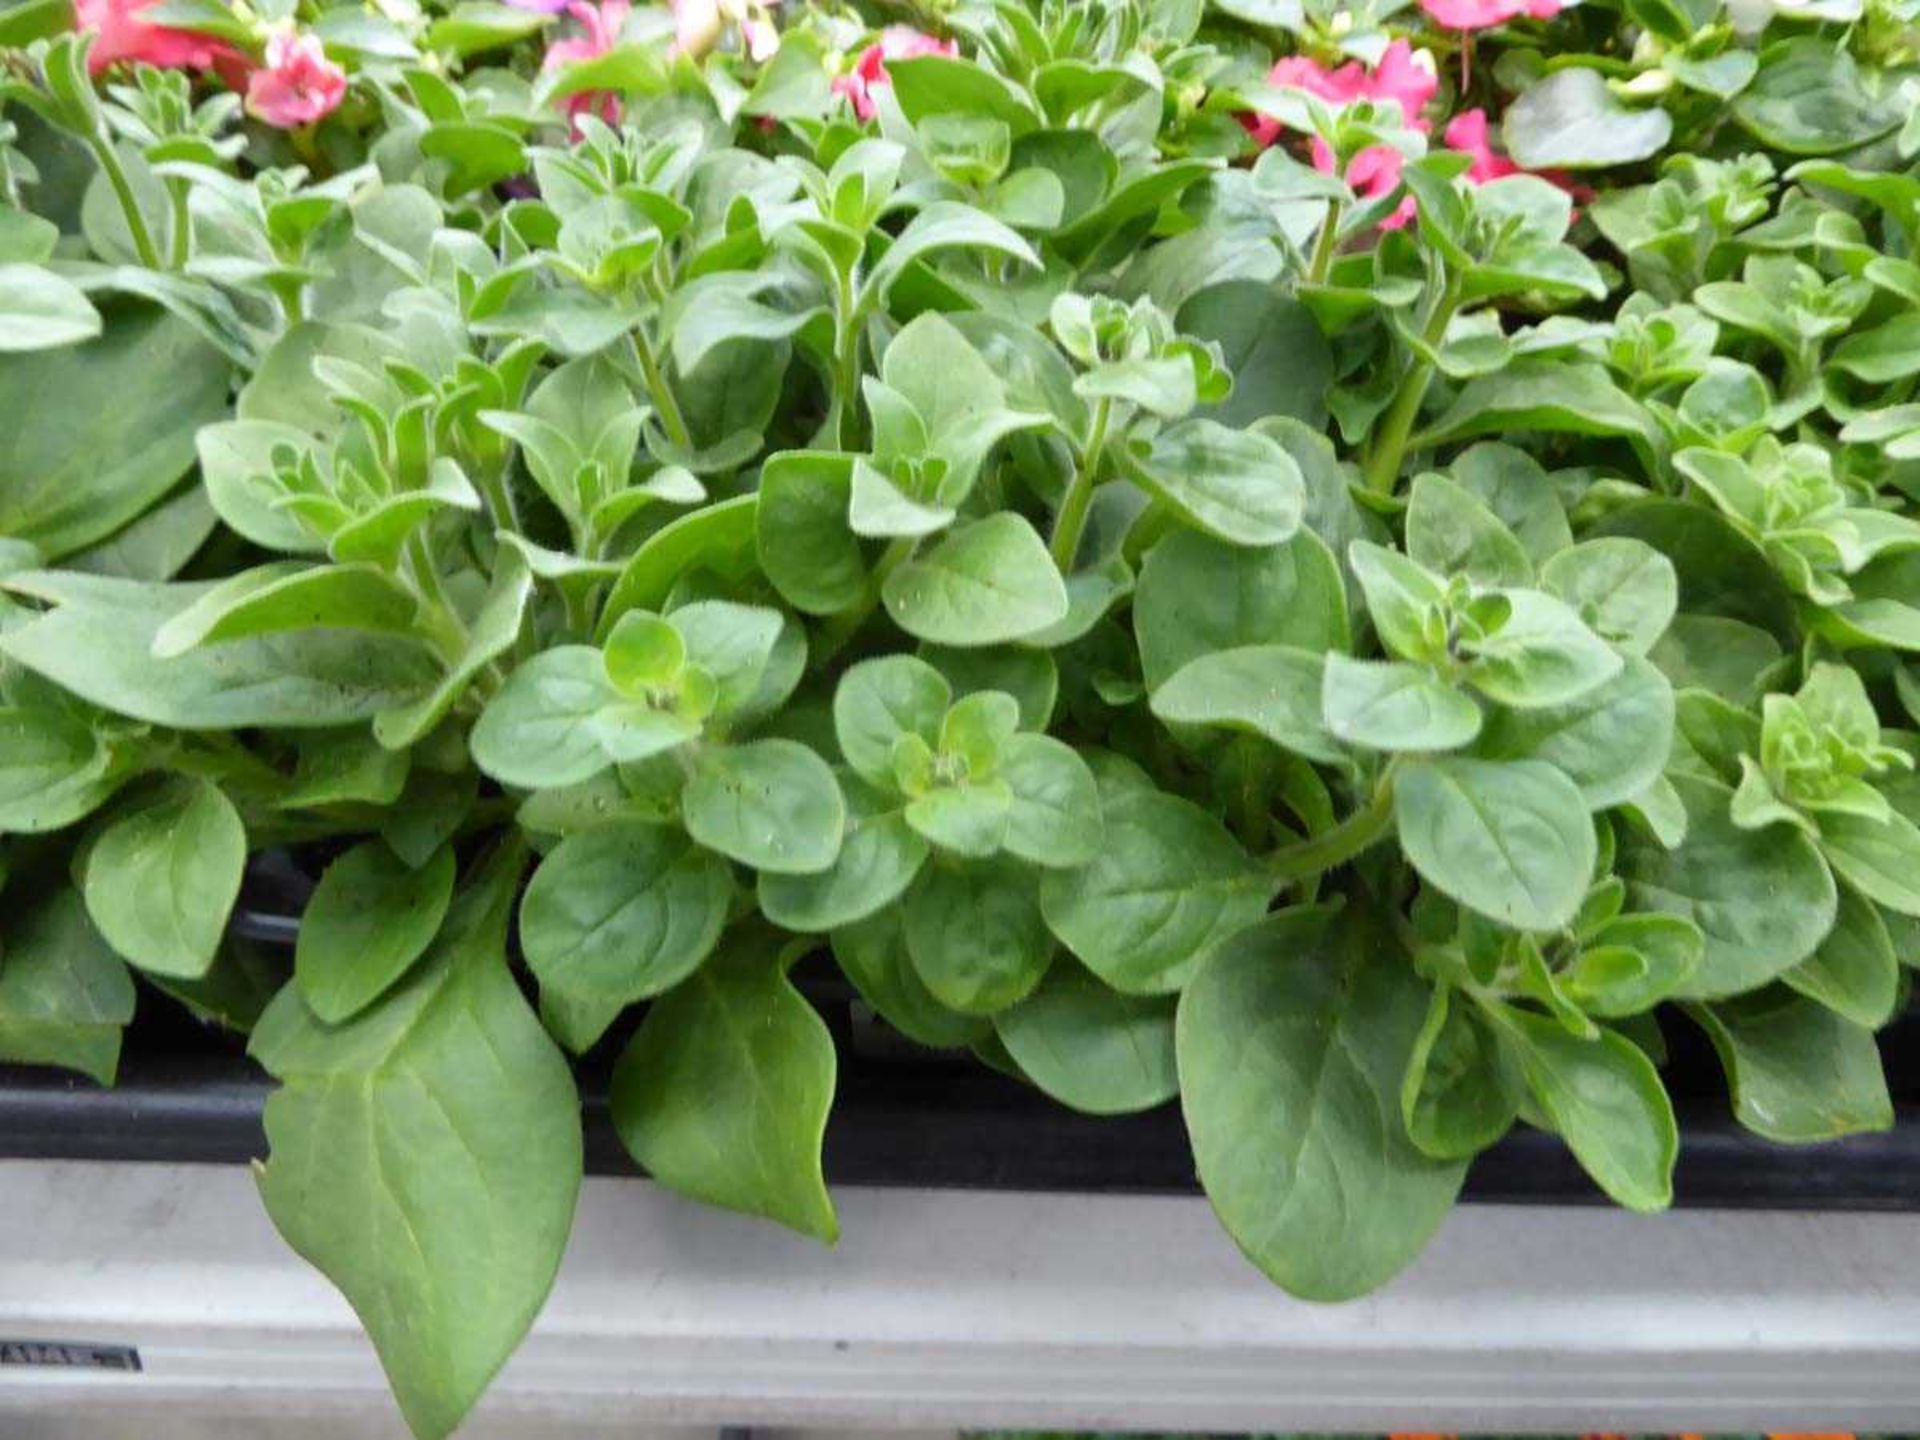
[88,136,160,270]
[1362,276,1460,496]
[1305,200,1343,285]
[632,325,691,449]
[832,274,863,451]
[1268,776,1397,886]
[166,179,190,270]
[1049,396,1112,570]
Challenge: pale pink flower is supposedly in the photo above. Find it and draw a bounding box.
[245,31,347,128]
[543,0,631,126]
[1420,0,1561,29]
[76,0,236,75]
[832,26,956,121]
[741,15,778,61]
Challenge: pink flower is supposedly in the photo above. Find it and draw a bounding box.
[1309,136,1417,228]
[1419,0,1560,29]
[543,0,631,126]
[76,0,235,75]
[1442,108,1521,182]
[1247,40,1438,146]
[245,31,347,129]
[832,26,956,121]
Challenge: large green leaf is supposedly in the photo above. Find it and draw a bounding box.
[251,853,583,1440]
[882,514,1068,646]
[82,776,245,980]
[1619,775,1837,996]
[1395,758,1595,932]
[0,303,228,560]
[295,841,457,1025]
[1693,990,1893,1143]
[0,572,438,729]
[0,884,136,1085]
[1178,909,1468,1301]
[610,936,838,1241]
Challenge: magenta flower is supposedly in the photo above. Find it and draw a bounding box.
[1247,39,1439,145]
[542,0,631,126]
[1419,0,1561,29]
[1442,108,1521,182]
[832,26,957,121]
[245,31,347,129]
[75,0,239,75]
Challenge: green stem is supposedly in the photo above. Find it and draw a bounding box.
[1050,396,1112,570]
[632,325,691,449]
[1268,776,1397,886]
[1305,200,1343,286]
[1362,277,1460,496]
[406,530,469,664]
[166,179,190,270]
[832,274,863,451]
[87,136,160,270]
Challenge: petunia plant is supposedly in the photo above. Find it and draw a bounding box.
[2,0,1919,1432]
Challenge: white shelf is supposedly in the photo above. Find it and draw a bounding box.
[2,1159,1919,1434]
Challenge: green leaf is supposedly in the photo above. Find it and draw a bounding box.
[1134,528,1348,691]
[1732,39,1909,155]
[1619,774,1837,997]
[150,563,422,659]
[1040,778,1273,994]
[756,452,866,616]
[1117,418,1304,548]
[194,419,327,556]
[1178,909,1468,1301]
[1540,539,1677,656]
[610,937,837,1242]
[1416,362,1659,456]
[758,784,930,934]
[1492,1006,1677,1211]
[0,703,126,833]
[1401,983,1520,1160]
[426,1,546,56]
[831,653,951,790]
[599,493,759,635]
[251,855,581,1440]
[1784,888,1900,1029]
[1693,990,1894,1143]
[1395,757,1595,932]
[1461,590,1624,710]
[1560,913,1703,1018]
[0,304,228,560]
[1322,654,1482,753]
[1405,474,1532,587]
[0,573,438,730]
[993,960,1177,1116]
[0,262,100,351]
[904,857,1054,1015]
[471,646,623,790]
[882,514,1068,646]
[296,842,457,1025]
[519,821,734,1049]
[1818,810,1920,917]
[1178,282,1331,431]
[999,732,1103,868]
[0,885,135,1085]
[1472,656,1675,810]
[1150,645,1343,765]
[82,776,245,980]
[376,547,534,749]
[832,908,987,1049]
[683,739,845,875]
[867,200,1041,302]
[1503,69,1674,169]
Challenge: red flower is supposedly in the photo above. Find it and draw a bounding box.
[76,0,236,75]
[832,26,956,121]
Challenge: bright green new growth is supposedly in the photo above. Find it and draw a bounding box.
[1,0,1917,1435]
